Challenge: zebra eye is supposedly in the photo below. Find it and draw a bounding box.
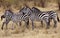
[23,12,25,15]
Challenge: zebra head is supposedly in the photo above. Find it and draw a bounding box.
[3,10,13,19]
[1,10,13,21]
[19,6,32,17]
[5,10,13,15]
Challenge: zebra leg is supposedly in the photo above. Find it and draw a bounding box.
[11,22,18,30]
[15,23,19,29]
[46,22,50,29]
[54,21,57,28]
[1,20,9,30]
[53,19,57,28]
[1,22,5,30]
[41,21,43,27]
[1,22,9,30]
[52,17,57,28]
[25,20,29,29]
[32,20,34,30]
[19,22,21,26]
[46,19,50,29]
[5,22,9,30]
[26,20,29,26]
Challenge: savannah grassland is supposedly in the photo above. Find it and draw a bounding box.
[0,0,60,38]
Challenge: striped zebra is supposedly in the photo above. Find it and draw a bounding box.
[47,11,60,28]
[32,7,51,29]
[19,6,51,30]
[19,6,29,27]
[21,6,60,30]
[32,7,60,28]
[1,9,29,30]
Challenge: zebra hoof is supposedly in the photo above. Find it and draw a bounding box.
[1,27,3,30]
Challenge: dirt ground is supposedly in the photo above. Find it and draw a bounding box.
[0,6,60,38]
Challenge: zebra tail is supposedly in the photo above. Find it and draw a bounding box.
[1,15,5,21]
[57,15,60,22]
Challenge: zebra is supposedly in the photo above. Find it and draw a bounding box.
[31,7,43,26]
[31,7,51,29]
[46,11,60,28]
[20,6,60,30]
[1,9,29,30]
[1,10,22,30]
[19,6,30,28]
[19,6,51,30]
[18,6,36,30]
[32,7,60,28]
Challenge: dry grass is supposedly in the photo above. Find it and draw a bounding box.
[0,2,60,38]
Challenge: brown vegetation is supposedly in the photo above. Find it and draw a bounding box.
[0,0,59,10]
[0,0,60,38]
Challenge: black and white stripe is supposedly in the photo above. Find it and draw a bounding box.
[20,6,51,29]
[31,7,60,29]
[1,6,60,30]
[31,7,50,29]
[1,9,29,30]
[47,11,60,28]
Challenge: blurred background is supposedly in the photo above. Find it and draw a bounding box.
[0,0,60,11]
[0,0,60,38]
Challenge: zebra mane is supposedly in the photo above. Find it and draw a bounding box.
[5,9,13,14]
[32,7,41,12]
[27,6,33,12]
[19,6,32,12]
